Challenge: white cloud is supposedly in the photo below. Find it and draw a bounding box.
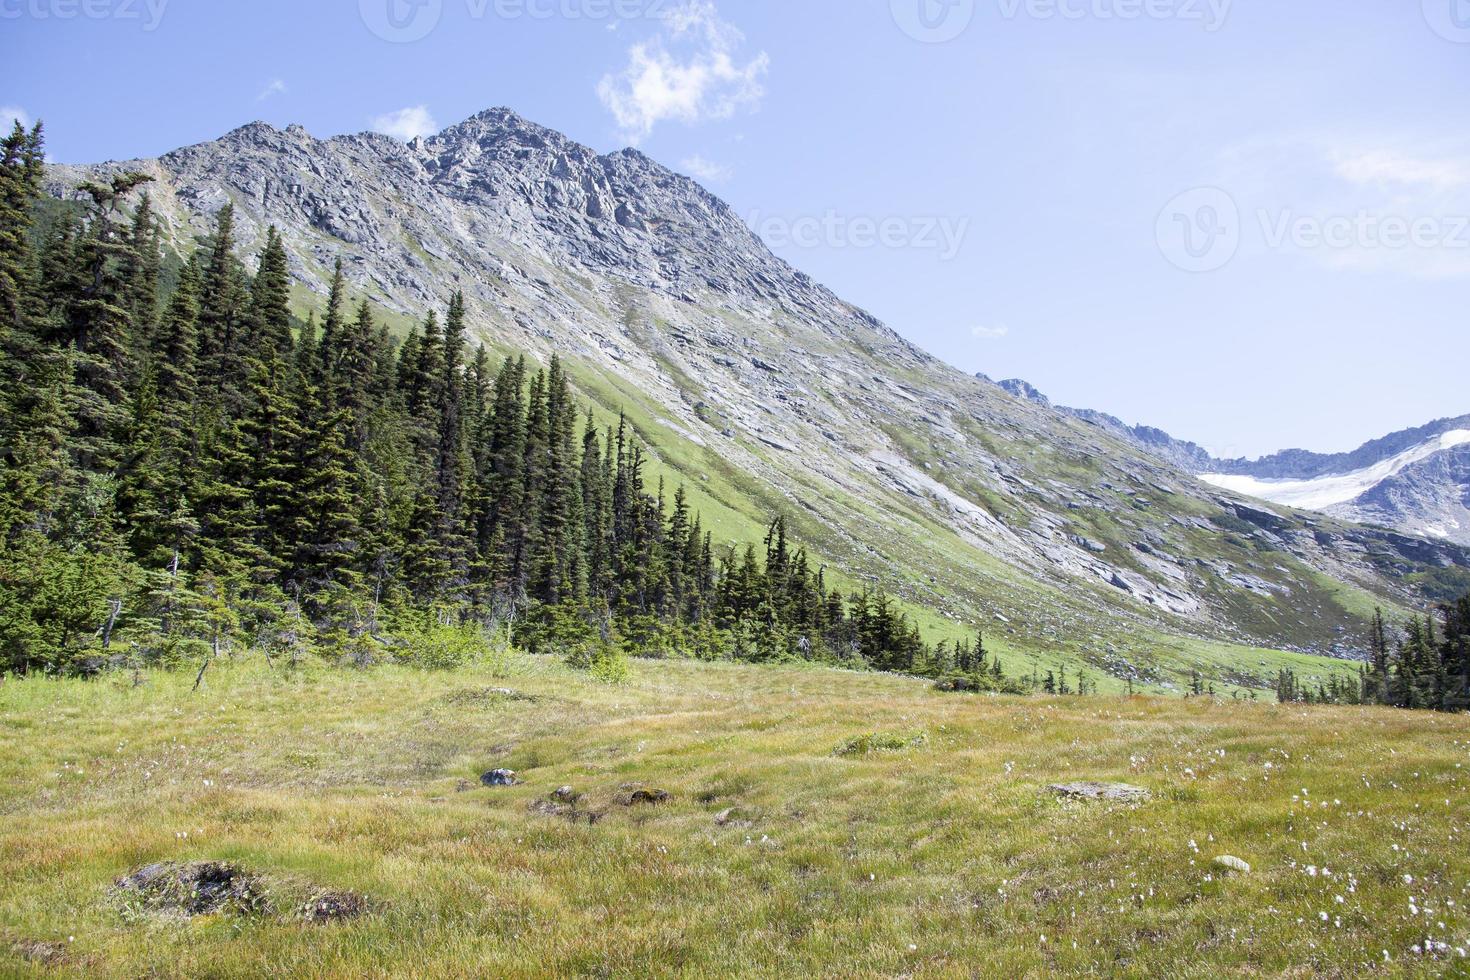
[0,106,31,132]
[681,154,732,183]
[1213,132,1470,280]
[598,1,769,145]
[1331,148,1470,192]
[256,79,288,102]
[971,324,1010,340]
[370,105,438,142]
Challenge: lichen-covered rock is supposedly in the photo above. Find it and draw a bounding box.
[113,862,269,918]
[615,784,671,806]
[1048,782,1150,803]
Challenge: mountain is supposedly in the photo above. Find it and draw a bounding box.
[978,375,1216,472]
[980,375,1470,547]
[45,110,1470,687]
[1200,423,1470,546]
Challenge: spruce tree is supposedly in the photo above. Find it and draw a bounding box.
[196,204,249,413]
[67,173,154,472]
[247,227,293,358]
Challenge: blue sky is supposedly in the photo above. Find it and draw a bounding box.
[4,0,1468,458]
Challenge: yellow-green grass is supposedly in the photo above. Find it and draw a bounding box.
[3,657,1469,977]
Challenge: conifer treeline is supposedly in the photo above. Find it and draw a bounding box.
[0,122,968,680]
[1276,602,1470,712]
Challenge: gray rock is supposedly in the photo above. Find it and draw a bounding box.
[1048,782,1150,803]
[1069,534,1107,553]
[615,784,671,806]
[481,769,518,787]
[1213,855,1251,874]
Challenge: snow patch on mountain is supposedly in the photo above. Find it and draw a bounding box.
[1200,431,1470,510]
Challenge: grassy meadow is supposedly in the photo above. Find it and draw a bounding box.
[2,655,1469,977]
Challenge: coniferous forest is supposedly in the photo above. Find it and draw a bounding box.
[3,120,1468,710]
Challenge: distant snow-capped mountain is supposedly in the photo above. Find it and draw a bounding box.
[979,375,1470,545]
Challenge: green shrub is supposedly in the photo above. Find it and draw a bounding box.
[587,644,631,684]
[832,731,929,757]
[393,617,496,671]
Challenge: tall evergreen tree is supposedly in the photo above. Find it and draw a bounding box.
[66,172,154,472]
[247,227,293,358]
[196,204,249,412]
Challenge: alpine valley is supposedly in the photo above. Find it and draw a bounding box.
[985,377,1470,549]
[44,109,1470,693]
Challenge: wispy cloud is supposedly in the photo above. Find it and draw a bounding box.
[256,79,288,102]
[1214,131,1470,280]
[598,0,769,145]
[1331,148,1470,192]
[680,154,732,183]
[0,106,32,131]
[370,105,438,142]
[971,324,1010,340]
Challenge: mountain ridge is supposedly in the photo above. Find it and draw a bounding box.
[43,109,1470,683]
[978,373,1470,546]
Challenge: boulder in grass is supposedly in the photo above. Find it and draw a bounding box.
[615,784,671,806]
[481,769,518,787]
[1048,781,1150,803]
[1213,855,1251,874]
[113,861,269,918]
